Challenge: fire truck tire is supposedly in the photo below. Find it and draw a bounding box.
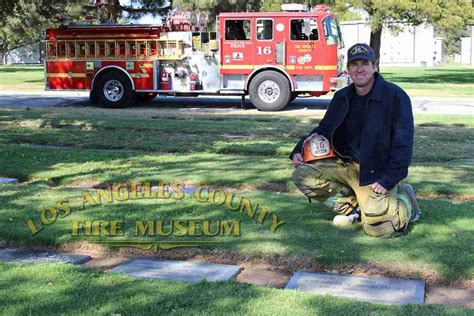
[96,71,134,108]
[135,92,158,102]
[289,93,298,102]
[249,71,290,111]
[89,89,99,107]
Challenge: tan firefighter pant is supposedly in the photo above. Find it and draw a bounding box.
[292,158,411,237]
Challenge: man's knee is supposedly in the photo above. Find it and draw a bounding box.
[361,193,410,237]
[292,164,323,185]
[361,190,390,217]
[292,164,331,198]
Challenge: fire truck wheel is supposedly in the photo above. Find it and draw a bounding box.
[249,71,290,111]
[96,71,134,108]
[135,92,158,102]
[89,89,99,106]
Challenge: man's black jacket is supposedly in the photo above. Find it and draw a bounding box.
[290,72,414,191]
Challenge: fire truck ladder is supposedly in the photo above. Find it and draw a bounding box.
[45,39,185,61]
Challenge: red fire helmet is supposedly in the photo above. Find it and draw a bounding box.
[303,134,335,162]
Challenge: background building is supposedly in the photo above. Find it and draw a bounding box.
[461,24,474,66]
[339,21,442,67]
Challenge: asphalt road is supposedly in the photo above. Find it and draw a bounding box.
[0,91,472,115]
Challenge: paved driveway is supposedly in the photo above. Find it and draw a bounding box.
[0,91,472,115]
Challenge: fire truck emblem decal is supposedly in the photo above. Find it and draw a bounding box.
[297,54,312,65]
[232,52,244,60]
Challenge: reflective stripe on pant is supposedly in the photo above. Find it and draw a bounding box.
[292,158,410,237]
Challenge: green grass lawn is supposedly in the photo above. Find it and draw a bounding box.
[0,107,473,285]
[1,264,468,315]
[381,65,474,97]
[0,65,44,91]
[0,64,473,97]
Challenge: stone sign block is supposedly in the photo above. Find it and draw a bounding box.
[0,248,91,265]
[110,259,241,283]
[285,271,425,305]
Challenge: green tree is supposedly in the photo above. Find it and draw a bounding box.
[259,0,282,12]
[437,26,470,56]
[335,0,474,67]
[0,1,17,26]
[87,0,171,23]
[0,1,87,64]
[260,0,335,12]
[0,0,173,64]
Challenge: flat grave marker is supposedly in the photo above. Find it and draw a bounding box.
[110,259,241,283]
[0,177,19,184]
[0,248,91,265]
[0,248,34,262]
[285,271,425,305]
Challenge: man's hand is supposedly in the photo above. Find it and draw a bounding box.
[293,133,319,167]
[292,153,304,167]
[369,182,387,194]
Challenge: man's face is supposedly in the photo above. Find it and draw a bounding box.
[347,59,376,88]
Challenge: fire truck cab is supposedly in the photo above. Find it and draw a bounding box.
[45,5,345,111]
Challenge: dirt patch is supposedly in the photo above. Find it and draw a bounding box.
[4,241,451,284]
[425,281,474,308]
[237,264,292,288]
[62,180,103,190]
[38,122,94,131]
[216,183,291,194]
[221,134,254,140]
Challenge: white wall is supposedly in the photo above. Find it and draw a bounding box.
[434,38,444,65]
[471,25,474,67]
[461,37,471,64]
[339,21,437,67]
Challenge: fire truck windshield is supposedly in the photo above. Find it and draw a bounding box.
[323,16,341,45]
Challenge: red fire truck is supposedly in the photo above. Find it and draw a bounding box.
[45,5,345,111]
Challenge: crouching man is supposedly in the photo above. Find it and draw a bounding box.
[291,43,421,237]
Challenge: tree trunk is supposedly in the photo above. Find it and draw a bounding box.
[369,27,382,71]
[0,44,6,65]
[0,47,11,64]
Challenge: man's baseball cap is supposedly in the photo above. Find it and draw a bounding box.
[347,43,375,63]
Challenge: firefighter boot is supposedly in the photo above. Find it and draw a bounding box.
[399,183,422,223]
[331,188,361,226]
